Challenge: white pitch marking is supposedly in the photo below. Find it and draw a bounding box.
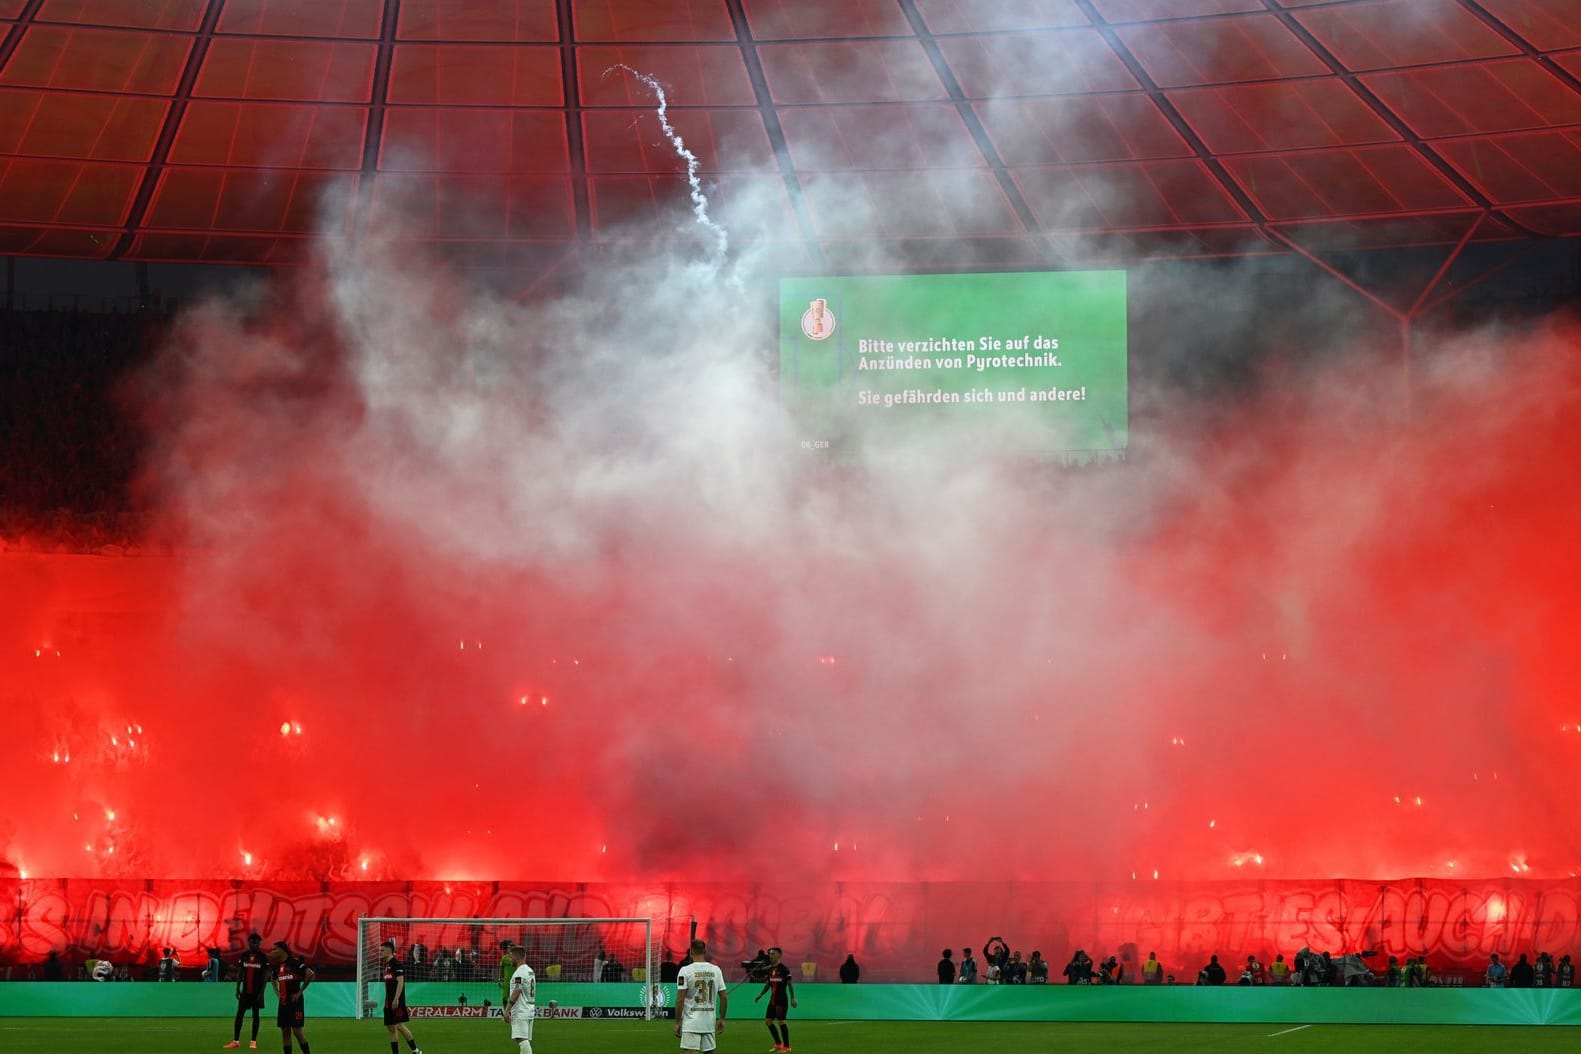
[1267,1024,1313,1037]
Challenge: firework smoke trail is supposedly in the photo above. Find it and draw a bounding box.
[606,65,733,273]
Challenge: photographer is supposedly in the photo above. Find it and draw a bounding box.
[982,937,1010,981]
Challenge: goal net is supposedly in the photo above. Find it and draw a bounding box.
[355,916,693,1021]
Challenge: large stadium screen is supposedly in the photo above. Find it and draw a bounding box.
[779,271,1127,457]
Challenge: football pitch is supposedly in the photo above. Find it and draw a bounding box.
[3,1018,1580,1053]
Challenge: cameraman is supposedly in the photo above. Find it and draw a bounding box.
[742,948,771,984]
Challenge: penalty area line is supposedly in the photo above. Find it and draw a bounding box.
[1267,1024,1313,1037]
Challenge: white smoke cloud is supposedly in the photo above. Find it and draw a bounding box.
[7,46,1579,893]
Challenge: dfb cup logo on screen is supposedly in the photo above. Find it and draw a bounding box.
[802,298,835,341]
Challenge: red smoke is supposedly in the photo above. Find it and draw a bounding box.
[3,248,1580,896]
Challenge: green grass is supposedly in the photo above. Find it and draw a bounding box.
[2,1018,1579,1053]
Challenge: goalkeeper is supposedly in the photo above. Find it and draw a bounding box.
[499,941,515,1006]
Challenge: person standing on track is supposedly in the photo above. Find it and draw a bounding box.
[754,946,797,1053]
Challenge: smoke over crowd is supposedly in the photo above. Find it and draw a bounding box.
[3,88,1580,897]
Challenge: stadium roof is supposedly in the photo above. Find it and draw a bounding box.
[1,0,1579,268]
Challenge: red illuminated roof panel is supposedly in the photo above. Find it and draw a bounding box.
[1170,79,1399,153]
[195,39,376,103]
[572,0,733,42]
[758,40,947,104]
[779,103,983,171]
[977,94,1192,165]
[800,169,1023,237]
[1117,15,1329,87]
[589,172,796,236]
[1505,201,1581,235]
[387,43,562,106]
[37,0,206,31]
[578,45,754,106]
[217,0,384,39]
[1363,59,1581,137]
[0,89,167,161]
[0,223,118,256]
[1269,211,1501,251]
[1224,145,1472,220]
[1434,130,1581,203]
[169,102,368,170]
[1477,0,1581,52]
[741,0,913,40]
[384,108,570,173]
[125,230,309,263]
[1,25,191,94]
[0,157,141,224]
[912,0,1088,34]
[146,168,358,231]
[370,173,576,237]
[1293,0,1519,72]
[398,0,556,42]
[1532,47,1581,83]
[0,0,1577,261]
[937,30,1139,97]
[1093,0,1262,21]
[1014,159,1249,229]
[583,108,772,173]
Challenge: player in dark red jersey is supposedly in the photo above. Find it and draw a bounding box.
[754,946,798,1053]
[268,940,315,1054]
[381,939,423,1054]
[225,932,270,1049]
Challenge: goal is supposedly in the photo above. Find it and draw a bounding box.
[354,916,692,1021]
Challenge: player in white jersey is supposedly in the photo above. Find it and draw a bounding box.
[505,944,537,1054]
[675,939,729,1053]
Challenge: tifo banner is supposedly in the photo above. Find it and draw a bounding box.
[3,879,1580,980]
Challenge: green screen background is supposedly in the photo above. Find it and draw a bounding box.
[779,271,1127,456]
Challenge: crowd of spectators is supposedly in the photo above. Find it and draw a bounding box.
[12,939,1579,989]
[931,942,1580,989]
[0,308,164,551]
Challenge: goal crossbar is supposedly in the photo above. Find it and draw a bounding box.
[354,916,667,1021]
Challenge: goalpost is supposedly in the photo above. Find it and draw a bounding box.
[355,916,693,1021]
